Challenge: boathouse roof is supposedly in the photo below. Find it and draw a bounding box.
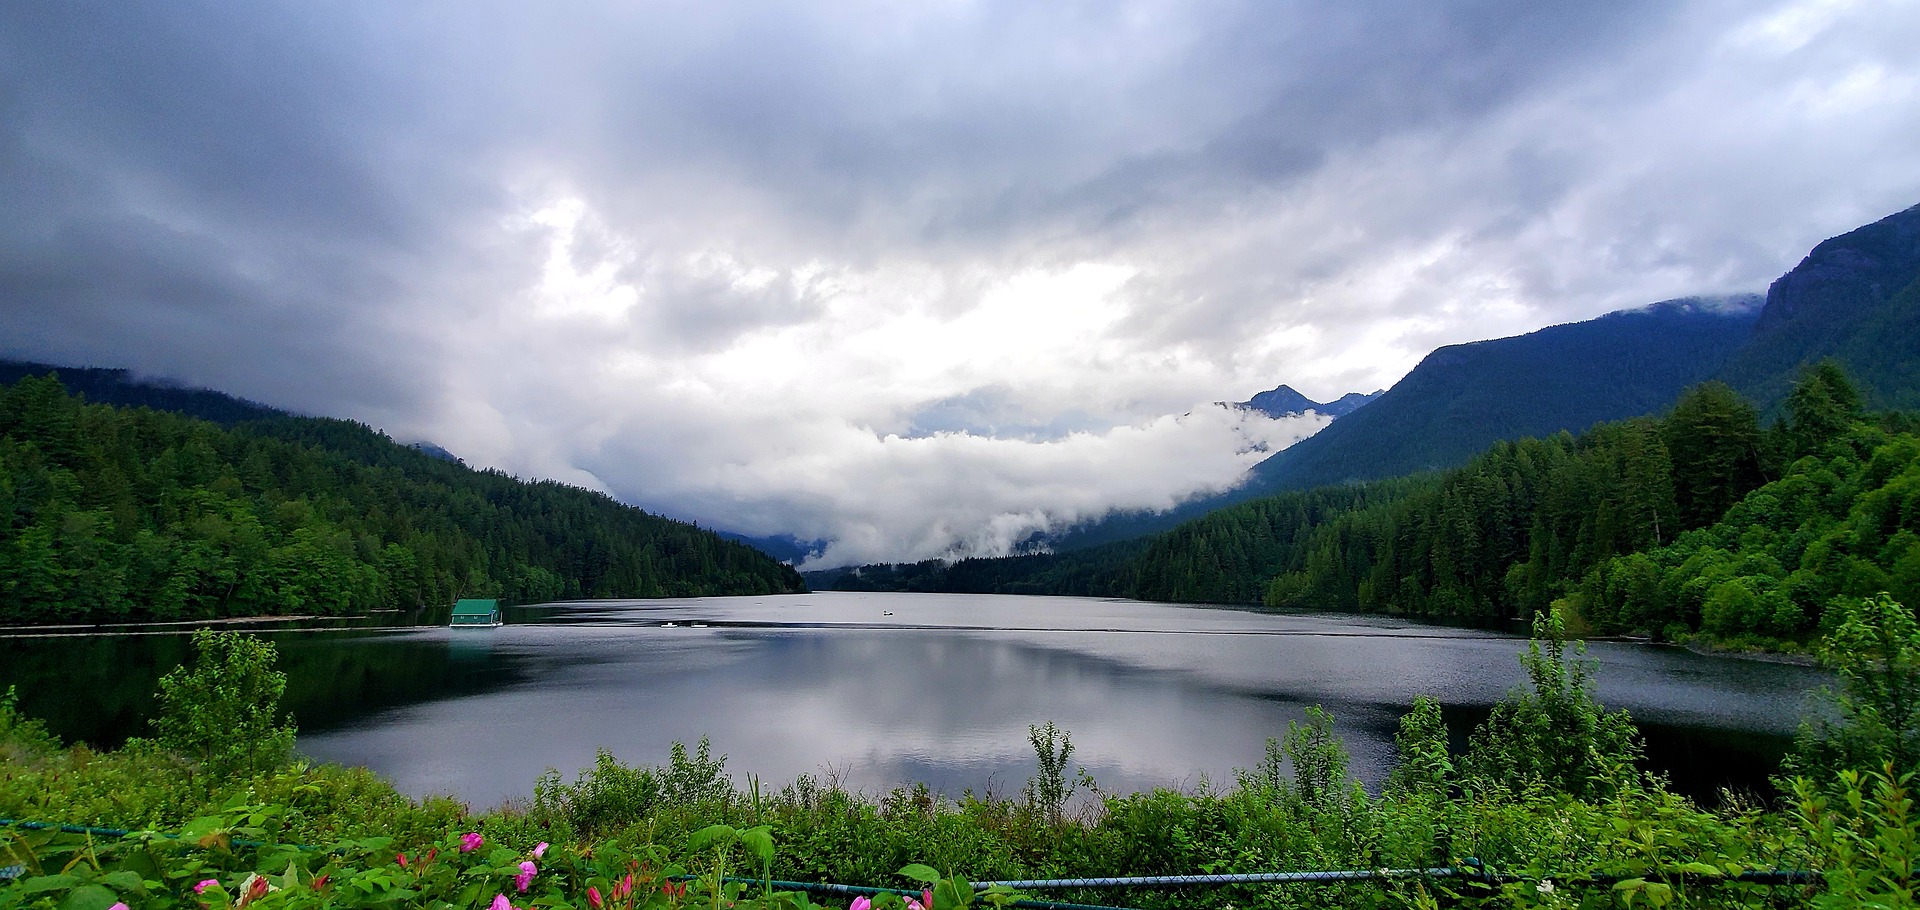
[452,598,499,616]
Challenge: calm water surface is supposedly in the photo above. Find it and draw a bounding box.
[1,593,1830,808]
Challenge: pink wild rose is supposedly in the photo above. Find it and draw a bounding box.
[516,860,538,892]
[194,879,219,895]
[588,885,604,910]
[491,895,514,910]
[461,831,485,853]
[850,897,872,910]
[533,841,549,859]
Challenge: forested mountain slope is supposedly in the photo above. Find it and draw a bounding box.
[1716,201,1920,413]
[0,360,290,427]
[0,375,804,624]
[1245,297,1762,493]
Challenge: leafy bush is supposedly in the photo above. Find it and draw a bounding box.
[1794,764,1918,909]
[1460,613,1643,800]
[1387,697,1451,800]
[1795,592,1920,781]
[1021,722,1075,827]
[151,629,297,782]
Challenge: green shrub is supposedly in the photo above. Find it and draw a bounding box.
[1460,613,1643,800]
[1795,592,1920,777]
[150,629,296,782]
[1794,764,1918,909]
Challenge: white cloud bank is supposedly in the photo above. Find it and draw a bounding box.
[418,195,1330,566]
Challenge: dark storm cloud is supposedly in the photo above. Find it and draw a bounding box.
[520,1,1679,260]
[961,2,1675,239]
[0,2,520,418]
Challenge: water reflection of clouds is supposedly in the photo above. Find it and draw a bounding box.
[684,630,1309,799]
[305,625,1327,806]
[293,594,1829,809]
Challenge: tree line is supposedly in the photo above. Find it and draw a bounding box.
[0,375,804,624]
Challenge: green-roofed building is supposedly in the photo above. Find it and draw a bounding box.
[450,598,501,628]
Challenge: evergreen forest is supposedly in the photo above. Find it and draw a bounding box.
[0,374,804,624]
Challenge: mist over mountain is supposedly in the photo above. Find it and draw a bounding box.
[0,360,469,462]
[1044,295,1763,550]
[717,532,829,565]
[817,203,1920,612]
[912,200,1920,569]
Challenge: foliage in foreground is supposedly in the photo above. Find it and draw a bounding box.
[3,621,1918,909]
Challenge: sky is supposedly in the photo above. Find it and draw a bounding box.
[3,1,1918,568]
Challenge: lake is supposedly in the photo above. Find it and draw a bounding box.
[0,592,1832,809]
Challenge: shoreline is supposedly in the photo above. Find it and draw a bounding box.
[0,613,423,639]
[1679,639,1822,667]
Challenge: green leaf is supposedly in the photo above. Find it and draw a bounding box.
[100,870,144,892]
[180,816,224,840]
[740,826,775,866]
[688,825,738,852]
[58,883,121,910]
[897,864,940,884]
[17,874,81,894]
[935,878,971,909]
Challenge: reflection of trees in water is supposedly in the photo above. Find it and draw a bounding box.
[0,634,192,747]
[272,635,528,734]
[0,632,530,747]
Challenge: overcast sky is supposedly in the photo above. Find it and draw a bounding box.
[4,1,1918,567]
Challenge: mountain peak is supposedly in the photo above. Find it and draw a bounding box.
[1235,385,1381,420]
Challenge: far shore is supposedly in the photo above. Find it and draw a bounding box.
[0,612,425,639]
